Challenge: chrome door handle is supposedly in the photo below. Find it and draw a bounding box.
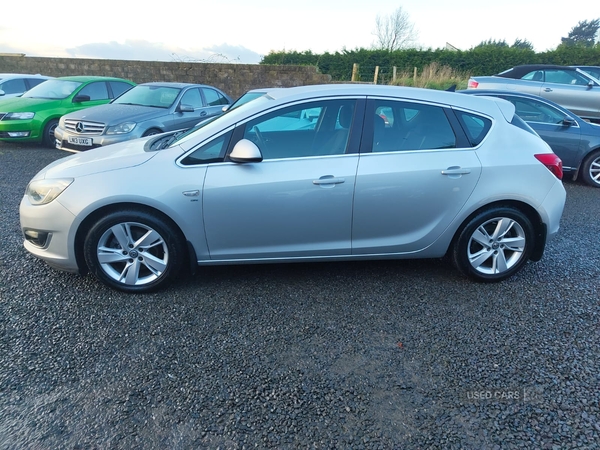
[543,88,552,92]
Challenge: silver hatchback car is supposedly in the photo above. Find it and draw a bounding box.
[20,84,566,293]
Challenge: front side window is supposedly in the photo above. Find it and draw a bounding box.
[0,78,26,95]
[242,99,356,159]
[544,70,590,86]
[78,82,109,101]
[180,130,233,165]
[180,88,203,109]
[372,100,456,152]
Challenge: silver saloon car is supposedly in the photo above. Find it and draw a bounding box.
[20,84,566,293]
[0,73,52,99]
[467,65,600,123]
[54,82,231,152]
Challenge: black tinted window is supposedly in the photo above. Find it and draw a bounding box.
[180,130,233,165]
[110,81,133,98]
[454,111,492,146]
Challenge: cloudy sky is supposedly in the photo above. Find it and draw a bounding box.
[1,0,598,64]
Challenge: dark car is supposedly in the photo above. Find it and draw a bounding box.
[460,89,600,187]
[55,82,232,152]
[467,65,600,123]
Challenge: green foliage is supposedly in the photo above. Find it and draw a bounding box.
[561,19,600,47]
[261,45,600,82]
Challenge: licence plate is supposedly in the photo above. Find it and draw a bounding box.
[68,136,93,146]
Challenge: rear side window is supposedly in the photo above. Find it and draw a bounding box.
[110,81,133,98]
[203,88,229,106]
[371,100,457,152]
[454,111,492,146]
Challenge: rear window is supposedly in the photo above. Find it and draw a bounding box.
[454,111,492,146]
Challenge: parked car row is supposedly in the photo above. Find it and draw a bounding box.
[466,64,600,188]
[0,75,232,150]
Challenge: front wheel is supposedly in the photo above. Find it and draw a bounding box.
[581,150,600,188]
[42,119,59,148]
[83,210,186,293]
[452,207,534,282]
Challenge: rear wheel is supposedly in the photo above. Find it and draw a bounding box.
[581,150,600,188]
[42,119,59,148]
[452,207,534,282]
[83,210,186,293]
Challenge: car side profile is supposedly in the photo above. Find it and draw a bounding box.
[0,76,135,146]
[0,73,52,99]
[460,89,600,187]
[54,82,232,152]
[20,84,566,293]
[467,65,600,123]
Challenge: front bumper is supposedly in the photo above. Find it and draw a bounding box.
[55,126,139,152]
[20,194,80,273]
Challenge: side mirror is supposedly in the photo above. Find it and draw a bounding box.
[178,103,194,113]
[562,116,577,127]
[222,105,230,112]
[229,139,263,163]
[73,94,91,103]
[0,90,5,96]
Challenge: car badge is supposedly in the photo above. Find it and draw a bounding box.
[76,122,85,133]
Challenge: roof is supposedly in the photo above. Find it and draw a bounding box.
[496,65,579,79]
[138,82,210,89]
[56,75,135,83]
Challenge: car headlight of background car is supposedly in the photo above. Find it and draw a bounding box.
[26,178,74,205]
[106,122,136,134]
[4,112,35,120]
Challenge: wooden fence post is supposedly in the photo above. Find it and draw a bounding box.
[373,66,379,84]
[351,63,359,82]
[392,66,397,83]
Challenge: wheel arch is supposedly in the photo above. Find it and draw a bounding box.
[74,202,193,275]
[449,200,547,262]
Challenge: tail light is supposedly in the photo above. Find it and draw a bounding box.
[535,153,563,180]
[468,79,479,89]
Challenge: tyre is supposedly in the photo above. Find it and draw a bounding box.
[83,210,186,293]
[452,207,534,282]
[581,150,600,188]
[42,119,59,148]
[142,128,162,137]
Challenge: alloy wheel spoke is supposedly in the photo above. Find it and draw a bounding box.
[469,248,495,269]
[98,246,130,264]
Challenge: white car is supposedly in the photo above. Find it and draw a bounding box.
[20,84,566,293]
[0,73,52,99]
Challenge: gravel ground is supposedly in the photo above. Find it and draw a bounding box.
[1,143,599,449]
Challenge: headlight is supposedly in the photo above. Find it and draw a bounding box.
[26,178,74,205]
[4,112,35,120]
[106,122,136,134]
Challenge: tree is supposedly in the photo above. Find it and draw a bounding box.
[561,19,600,47]
[511,39,534,50]
[373,7,418,51]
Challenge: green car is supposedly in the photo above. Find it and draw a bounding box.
[0,76,136,147]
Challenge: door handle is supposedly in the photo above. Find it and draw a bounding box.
[313,175,345,186]
[200,111,208,116]
[543,88,552,92]
[441,166,471,175]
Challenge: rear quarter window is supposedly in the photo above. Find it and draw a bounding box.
[454,111,492,146]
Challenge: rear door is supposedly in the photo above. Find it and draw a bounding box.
[352,99,482,255]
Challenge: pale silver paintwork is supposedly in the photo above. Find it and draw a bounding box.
[20,84,566,291]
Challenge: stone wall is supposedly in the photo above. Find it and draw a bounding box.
[0,55,332,99]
